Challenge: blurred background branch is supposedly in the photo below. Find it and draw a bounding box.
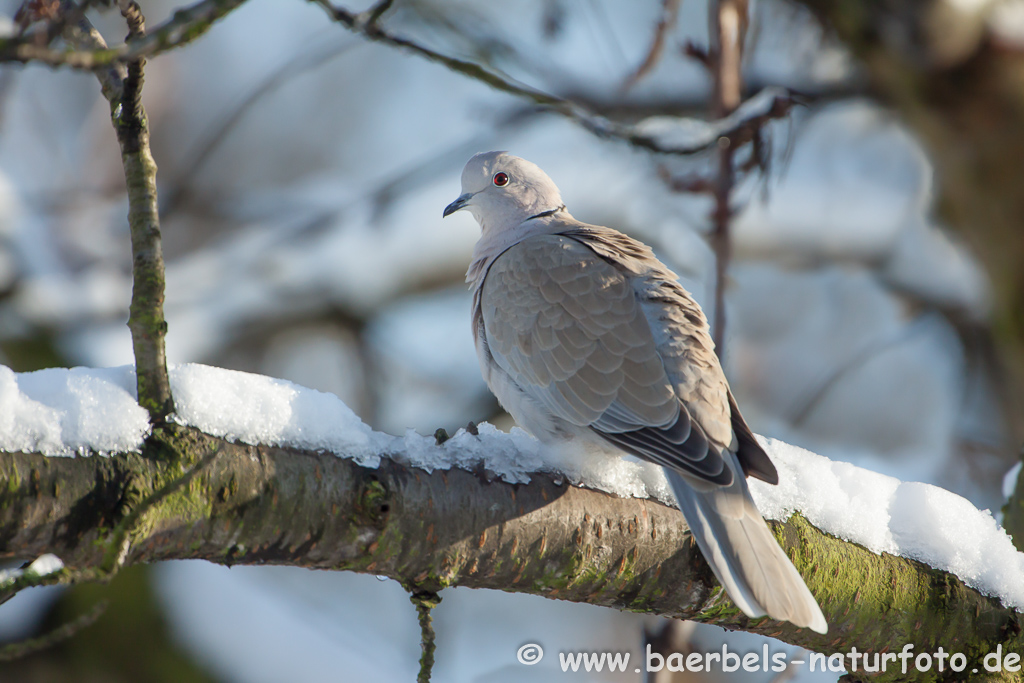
[791,0,1024,512]
[314,0,797,157]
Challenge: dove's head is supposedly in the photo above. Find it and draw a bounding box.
[443,152,564,233]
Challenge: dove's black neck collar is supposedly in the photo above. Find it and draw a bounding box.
[527,204,566,221]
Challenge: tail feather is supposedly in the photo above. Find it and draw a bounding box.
[666,460,827,634]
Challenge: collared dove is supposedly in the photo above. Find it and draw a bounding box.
[444,151,827,634]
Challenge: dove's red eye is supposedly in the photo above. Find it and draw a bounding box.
[492,172,509,187]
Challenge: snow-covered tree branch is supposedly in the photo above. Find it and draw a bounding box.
[0,364,1022,681]
[0,430,1017,670]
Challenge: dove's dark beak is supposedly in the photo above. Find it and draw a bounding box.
[443,193,473,218]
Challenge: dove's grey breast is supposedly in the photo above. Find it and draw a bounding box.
[478,233,674,432]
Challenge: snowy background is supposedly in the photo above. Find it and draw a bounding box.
[0,0,1021,681]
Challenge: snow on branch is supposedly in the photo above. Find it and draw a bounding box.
[0,364,1022,669]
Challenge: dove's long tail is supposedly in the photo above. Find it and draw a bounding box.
[665,461,827,634]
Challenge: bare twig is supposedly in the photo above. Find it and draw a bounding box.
[103,3,175,422]
[1007,448,1024,551]
[308,2,573,111]
[657,1,759,354]
[360,0,396,28]
[708,0,747,353]
[621,0,681,92]
[658,166,713,194]
[709,152,734,354]
[0,555,69,605]
[410,590,440,683]
[0,0,249,68]
[684,40,712,68]
[644,620,697,683]
[57,1,126,100]
[711,0,747,117]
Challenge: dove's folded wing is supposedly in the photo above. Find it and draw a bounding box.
[479,234,733,485]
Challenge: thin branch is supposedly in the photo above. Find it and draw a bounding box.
[711,0,747,117]
[1008,451,1024,551]
[0,0,249,68]
[57,1,126,100]
[410,591,440,683]
[106,4,174,422]
[0,555,68,605]
[708,0,747,353]
[361,0,396,28]
[660,1,759,354]
[308,1,571,109]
